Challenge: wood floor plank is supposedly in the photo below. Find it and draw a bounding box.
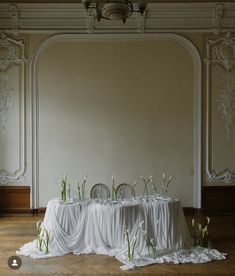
[0,215,234,275]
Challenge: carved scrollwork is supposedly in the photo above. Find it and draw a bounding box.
[0,169,26,184]
[85,9,95,33]
[9,3,20,35]
[0,32,25,132]
[213,4,223,35]
[217,72,235,138]
[136,10,146,33]
[0,32,23,71]
[206,32,235,184]
[0,32,26,184]
[0,72,13,114]
[208,32,235,139]
[208,168,235,184]
[211,32,235,72]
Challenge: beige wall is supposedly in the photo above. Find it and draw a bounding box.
[1,31,234,208]
[38,40,194,207]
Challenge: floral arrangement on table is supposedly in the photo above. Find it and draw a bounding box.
[60,175,68,201]
[60,174,88,201]
[59,173,174,201]
[161,173,173,197]
[124,220,157,262]
[111,175,118,201]
[36,221,51,254]
[77,175,88,200]
[141,175,157,199]
[130,180,137,197]
[192,216,212,248]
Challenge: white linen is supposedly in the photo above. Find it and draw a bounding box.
[17,195,226,270]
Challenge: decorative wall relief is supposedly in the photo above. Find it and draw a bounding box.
[8,3,20,35]
[217,70,235,139]
[0,32,26,184]
[213,3,224,35]
[0,32,23,131]
[211,33,235,139]
[206,32,235,184]
[0,72,13,132]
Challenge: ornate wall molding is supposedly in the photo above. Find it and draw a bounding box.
[0,32,26,184]
[0,72,13,115]
[213,3,224,35]
[0,3,235,33]
[210,33,235,139]
[136,11,146,33]
[8,3,20,35]
[30,33,202,209]
[206,32,235,184]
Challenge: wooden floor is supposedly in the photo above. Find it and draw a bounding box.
[0,214,234,276]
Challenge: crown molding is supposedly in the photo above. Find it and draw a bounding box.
[0,2,235,33]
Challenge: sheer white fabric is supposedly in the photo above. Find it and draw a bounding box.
[17,196,226,270]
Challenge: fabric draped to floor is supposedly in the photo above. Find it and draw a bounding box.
[17,196,226,270]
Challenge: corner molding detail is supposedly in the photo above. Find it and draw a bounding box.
[0,32,24,70]
[208,168,235,184]
[0,32,26,184]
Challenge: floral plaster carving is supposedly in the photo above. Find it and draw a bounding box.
[206,32,235,184]
[0,32,24,132]
[217,72,235,139]
[208,169,235,184]
[0,72,13,113]
[213,4,223,35]
[0,32,22,71]
[0,32,26,184]
[0,72,13,132]
[209,32,235,139]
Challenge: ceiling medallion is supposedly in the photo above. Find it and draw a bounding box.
[82,0,147,23]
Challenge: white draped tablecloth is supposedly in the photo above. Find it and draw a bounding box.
[17,195,226,270]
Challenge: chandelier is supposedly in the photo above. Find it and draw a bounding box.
[82,0,147,23]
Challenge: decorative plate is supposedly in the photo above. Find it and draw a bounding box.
[116,183,133,200]
[90,183,110,200]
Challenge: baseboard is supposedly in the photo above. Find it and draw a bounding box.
[202,185,235,214]
[0,208,31,214]
[0,186,30,215]
[38,208,46,214]
[183,207,194,216]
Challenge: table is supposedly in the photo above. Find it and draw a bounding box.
[17,195,226,270]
